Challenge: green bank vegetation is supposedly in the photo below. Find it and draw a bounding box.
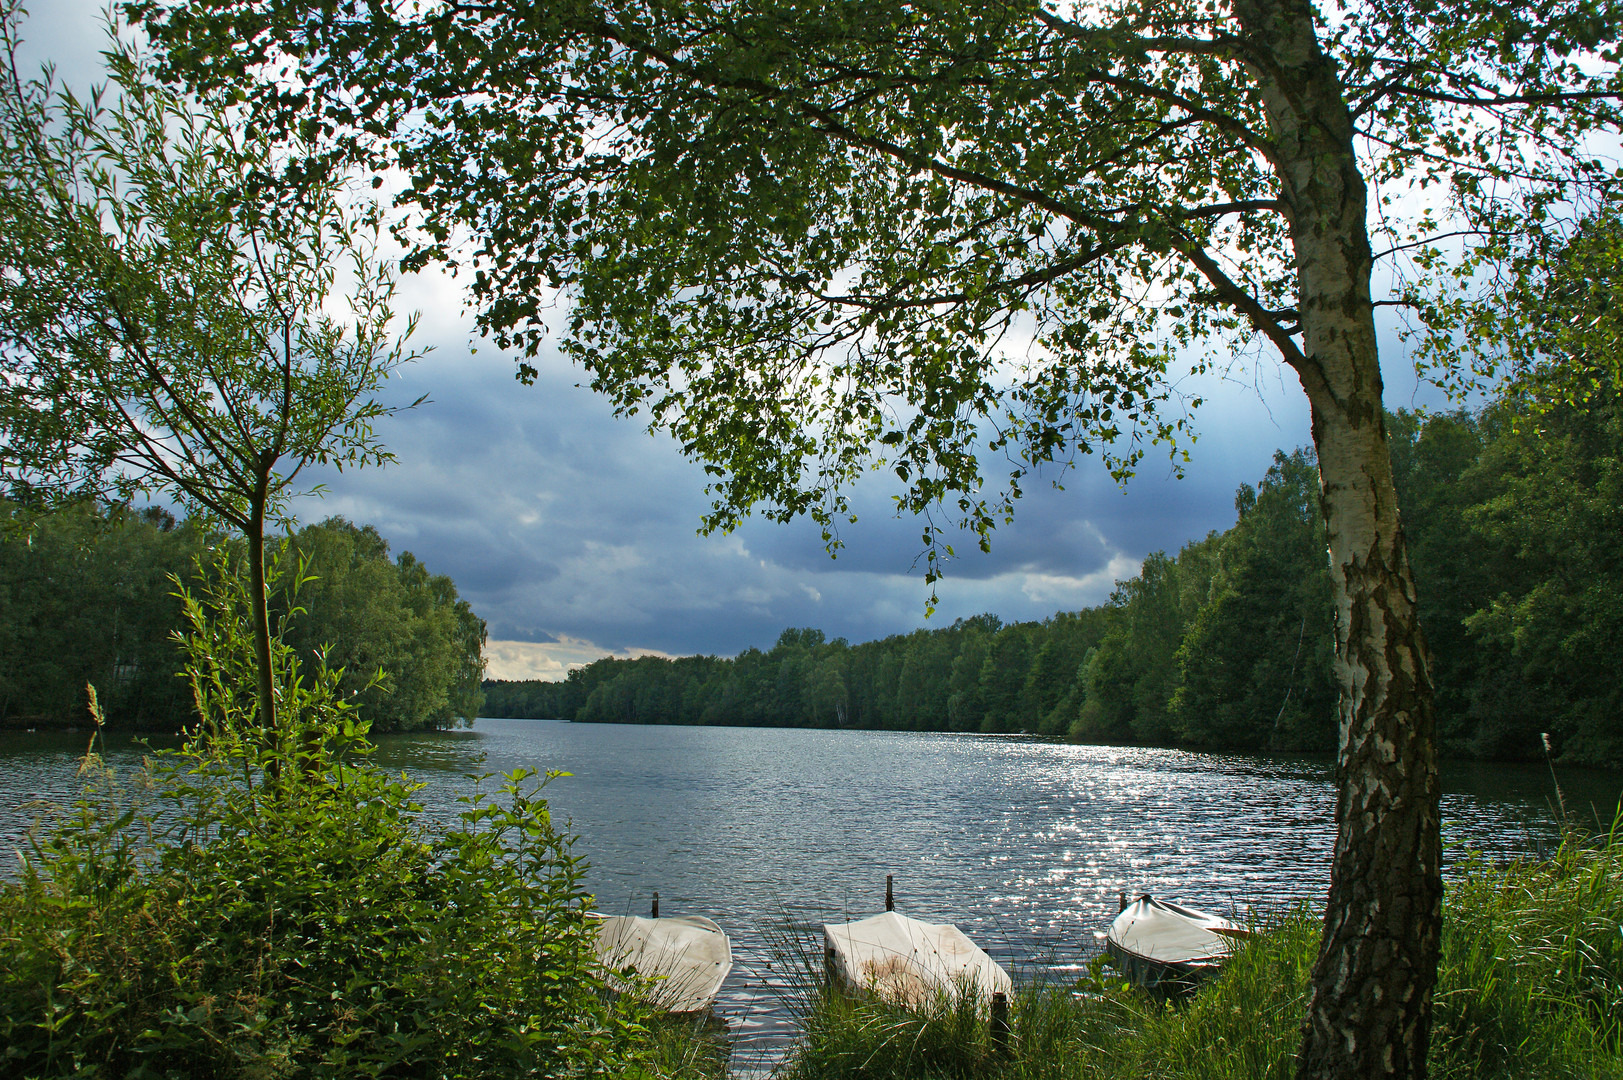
[487,371,1623,770]
[0,552,722,1079]
[778,824,1623,1080]
[0,503,486,732]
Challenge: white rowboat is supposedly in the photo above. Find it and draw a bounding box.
[823,909,1013,1008]
[590,913,733,1013]
[1105,895,1248,993]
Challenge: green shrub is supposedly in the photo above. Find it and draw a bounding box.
[0,549,684,1079]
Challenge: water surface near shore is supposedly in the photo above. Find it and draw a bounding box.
[4,719,1619,1067]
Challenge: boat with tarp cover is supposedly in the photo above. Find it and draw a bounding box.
[823,909,1013,1008]
[589,912,733,1013]
[1105,895,1250,993]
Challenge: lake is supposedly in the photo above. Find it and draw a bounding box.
[4,719,1620,1068]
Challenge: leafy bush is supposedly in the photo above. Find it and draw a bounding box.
[0,549,673,1079]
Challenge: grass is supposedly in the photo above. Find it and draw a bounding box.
[771,821,1623,1080]
[1430,827,1623,1079]
[644,1013,737,1079]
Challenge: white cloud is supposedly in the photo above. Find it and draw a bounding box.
[484,637,671,682]
[1019,553,1143,607]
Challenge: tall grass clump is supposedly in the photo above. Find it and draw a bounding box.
[781,823,1623,1080]
[0,547,718,1080]
[790,978,1004,1080]
[1430,822,1623,1079]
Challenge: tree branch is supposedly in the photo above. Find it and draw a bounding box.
[1174,237,1308,368]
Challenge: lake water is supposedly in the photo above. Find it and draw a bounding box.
[3,719,1620,1068]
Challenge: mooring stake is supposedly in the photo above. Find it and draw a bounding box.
[991,991,1010,1055]
[651,891,659,919]
[886,874,894,912]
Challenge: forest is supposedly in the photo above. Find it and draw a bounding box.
[486,373,1623,770]
[0,505,486,732]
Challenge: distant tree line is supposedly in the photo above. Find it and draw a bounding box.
[0,504,485,732]
[485,379,1623,769]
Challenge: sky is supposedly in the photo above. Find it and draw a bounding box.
[19,1,1454,681]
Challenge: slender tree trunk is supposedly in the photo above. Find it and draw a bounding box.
[1236,0,1445,1076]
[247,479,276,743]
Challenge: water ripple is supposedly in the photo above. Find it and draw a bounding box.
[3,720,1618,1070]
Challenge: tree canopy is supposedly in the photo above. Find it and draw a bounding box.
[131,0,1615,553]
[280,518,488,733]
[0,503,485,732]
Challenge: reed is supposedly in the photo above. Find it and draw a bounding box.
[1430,820,1623,1078]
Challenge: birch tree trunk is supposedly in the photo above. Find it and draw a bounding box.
[1238,0,1445,1075]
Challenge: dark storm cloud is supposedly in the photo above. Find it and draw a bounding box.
[328,334,1305,660]
[734,367,1315,586]
[300,340,1100,657]
[306,315,1462,668]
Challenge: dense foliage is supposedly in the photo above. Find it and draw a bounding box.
[488,382,1623,768]
[0,553,685,1080]
[0,503,485,732]
[484,614,1105,740]
[0,500,197,728]
[779,822,1623,1080]
[279,518,489,734]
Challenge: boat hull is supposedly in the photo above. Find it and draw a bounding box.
[589,913,733,1013]
[1104,895,1246,995]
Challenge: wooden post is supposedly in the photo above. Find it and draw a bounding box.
[1118,891,1128,912]
[991,991,1010,1056]
[886,874,894,912]
[651,891,659,919]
